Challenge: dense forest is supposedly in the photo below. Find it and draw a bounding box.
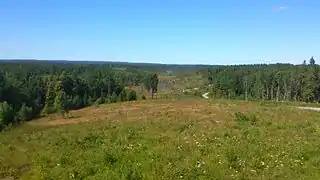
[207,57,320,102]
[1,57,320,131]
[0,60,159,131]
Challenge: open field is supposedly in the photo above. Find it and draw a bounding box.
[1,99,320,179]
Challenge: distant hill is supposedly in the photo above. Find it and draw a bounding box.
[0,59,217,74]
[0,59,213,66]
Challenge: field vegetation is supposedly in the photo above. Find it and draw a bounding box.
[1,59,320,179]
[1,99,320,179]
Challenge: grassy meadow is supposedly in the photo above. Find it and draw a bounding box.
[1,98,320,179]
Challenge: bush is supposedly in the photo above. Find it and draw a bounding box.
[234,112,258,125]
[141,95,146,100]
[110,92,118,103]
[126,90,137,101]
[94,98,103,105]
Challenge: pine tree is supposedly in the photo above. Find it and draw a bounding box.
[309,56,316,66]
[151,73,159,93]
[88,96,94,105]
[0,72,5,101]
[303,57,320,102]
[42,81,56,115]
[54,80,68,117]
[72,95,83,109]
[0,101,14,129]
[17,103,29,122]
[118,90,127,102]
[110,92,118,103]
[83,92,88,106]
[311,62,320,102]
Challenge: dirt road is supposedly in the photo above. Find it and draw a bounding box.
[297,106,320,112]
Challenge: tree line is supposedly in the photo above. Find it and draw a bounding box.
[0,61,159,131]
[207,57,320,102]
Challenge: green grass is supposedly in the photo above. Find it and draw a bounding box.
[1,99,320,179]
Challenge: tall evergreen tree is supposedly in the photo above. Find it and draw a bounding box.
[54,81,68,117]
[17,103,32,122]
[0,101,14,129]
[42,81,56,115]
[309,56,316,66]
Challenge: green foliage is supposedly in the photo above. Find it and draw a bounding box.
[110,92,118,103]
[42,81,56,115]
[126,89,137,101]
[143,73,159,98]
[0,101,14,130]
[208,58,320,102]
[17,104,32,122]
[54,81,68,116]
[234,112,258,125]
[118,90,127,102]
[94,98,104,105]
[72,95,83,109]
[150,73,159,93]
[0,60,143,129]
[87,96,94,105]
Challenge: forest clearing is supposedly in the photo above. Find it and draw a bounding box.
[1,98,320,179]
[2,1,320,179]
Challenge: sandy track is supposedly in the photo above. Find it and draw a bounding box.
[297,106,320,111]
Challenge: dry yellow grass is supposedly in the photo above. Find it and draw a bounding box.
[28,99,253,127]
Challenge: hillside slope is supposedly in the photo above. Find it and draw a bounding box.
[1,99,320,179]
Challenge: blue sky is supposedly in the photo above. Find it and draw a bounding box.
[0,0,319,65]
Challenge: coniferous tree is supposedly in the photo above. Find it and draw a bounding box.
[0,60,143,130]
[72,95,83,109]
[118,90,127,102]
[54,81,68,117]
[42,81,56,115]
[110,92,118,103]
[0,101,14,129]
[0,72,5,101]
[309,56,316,66]
[17,103,31,122]
[150,73,159,93]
